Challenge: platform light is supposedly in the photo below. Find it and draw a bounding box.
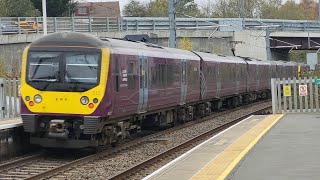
[80,96,89,105]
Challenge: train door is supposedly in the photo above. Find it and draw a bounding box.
[180,58,187,105]
[236,63,240,94]
[256,64,260,91]
[138,54,148,113]
[216,62,221,98]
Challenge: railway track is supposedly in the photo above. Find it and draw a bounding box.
[0,101,271,180]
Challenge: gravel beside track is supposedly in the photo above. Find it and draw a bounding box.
[49,101,271,180]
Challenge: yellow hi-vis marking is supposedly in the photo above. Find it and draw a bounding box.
[191,114,284,180]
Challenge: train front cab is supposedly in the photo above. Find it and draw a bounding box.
[20,42,112,148]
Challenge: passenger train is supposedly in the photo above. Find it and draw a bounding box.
[20,32,309,149]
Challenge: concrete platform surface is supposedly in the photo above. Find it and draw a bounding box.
[229,113,320,180]
[0,118,22,130]
[144,114,284,180]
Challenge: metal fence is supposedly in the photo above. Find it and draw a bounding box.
[0,78,20,119]
[271,77,320,114]
[2,17,320,35]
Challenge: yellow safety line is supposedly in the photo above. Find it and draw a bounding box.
[217,114,284,179]
[191,114,284,180]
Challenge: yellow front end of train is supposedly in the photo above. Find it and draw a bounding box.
[20,47,110,115]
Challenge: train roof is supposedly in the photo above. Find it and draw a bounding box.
[29,32,306,67]
[193,51,247,64]
[30,32,106,48]
[29,32,199,60]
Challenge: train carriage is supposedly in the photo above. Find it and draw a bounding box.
[20,32,308,149]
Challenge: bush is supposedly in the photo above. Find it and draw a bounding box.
[0,58,8,78]
[179,37,193,51]
[300,70,320,78]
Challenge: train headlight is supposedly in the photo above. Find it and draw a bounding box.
[80,96,89,105]
[34,94,42,103]
[93,98,98,104]
[40,122,45,128]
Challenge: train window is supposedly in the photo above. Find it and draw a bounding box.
[151,66,157,88]
[65,53,99,84]
[160,64,165,87]
[115,57,120,92]
[167,64,173,86]
[28,52,60,82]
[128,63,135,89]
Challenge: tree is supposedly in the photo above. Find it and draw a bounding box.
[277,0,306,20]
[260,0,282,19]
[210,0,260,18]
[123,0,201,18]
[179,37,193,50]
[300,0,318,20]
[31,0,77,17]
[147,0,168,17]
[0,0,36,17]
[0,57,8,78]
[198,0,215,18]
[175,0,202,17]
[123,0,148,17]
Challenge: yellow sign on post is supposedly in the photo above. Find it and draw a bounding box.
[283,85,291,97]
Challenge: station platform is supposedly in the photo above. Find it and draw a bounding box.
[145,113,320,180]
[0,118,22,130]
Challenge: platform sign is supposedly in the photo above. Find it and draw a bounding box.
[315,79,320,85]
[299,85,308,96]
[283,85,291,97]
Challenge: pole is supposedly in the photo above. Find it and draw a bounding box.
[42,0,47,35]
[318,0,320,21]
[308,22,310,49]
[266,28,271,61]
[241,0,245,29]
[168,0,176,48]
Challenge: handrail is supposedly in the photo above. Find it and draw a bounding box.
[1,17,320,35]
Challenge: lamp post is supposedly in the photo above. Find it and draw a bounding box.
[318,0,320,21]
[168,0,176,48]
[241,0,245,28]
[42,0,47,35]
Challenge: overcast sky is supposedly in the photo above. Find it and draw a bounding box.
[78,0,302,12]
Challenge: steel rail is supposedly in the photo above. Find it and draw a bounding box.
[0,153,42,171]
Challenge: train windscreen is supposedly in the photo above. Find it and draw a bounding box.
[26,51,101,92]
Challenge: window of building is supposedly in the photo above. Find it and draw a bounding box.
[78,7,88,15]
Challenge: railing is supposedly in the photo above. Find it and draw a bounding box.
[0,78,20,119]
[271,77,320,114]
[2,17,320,35]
